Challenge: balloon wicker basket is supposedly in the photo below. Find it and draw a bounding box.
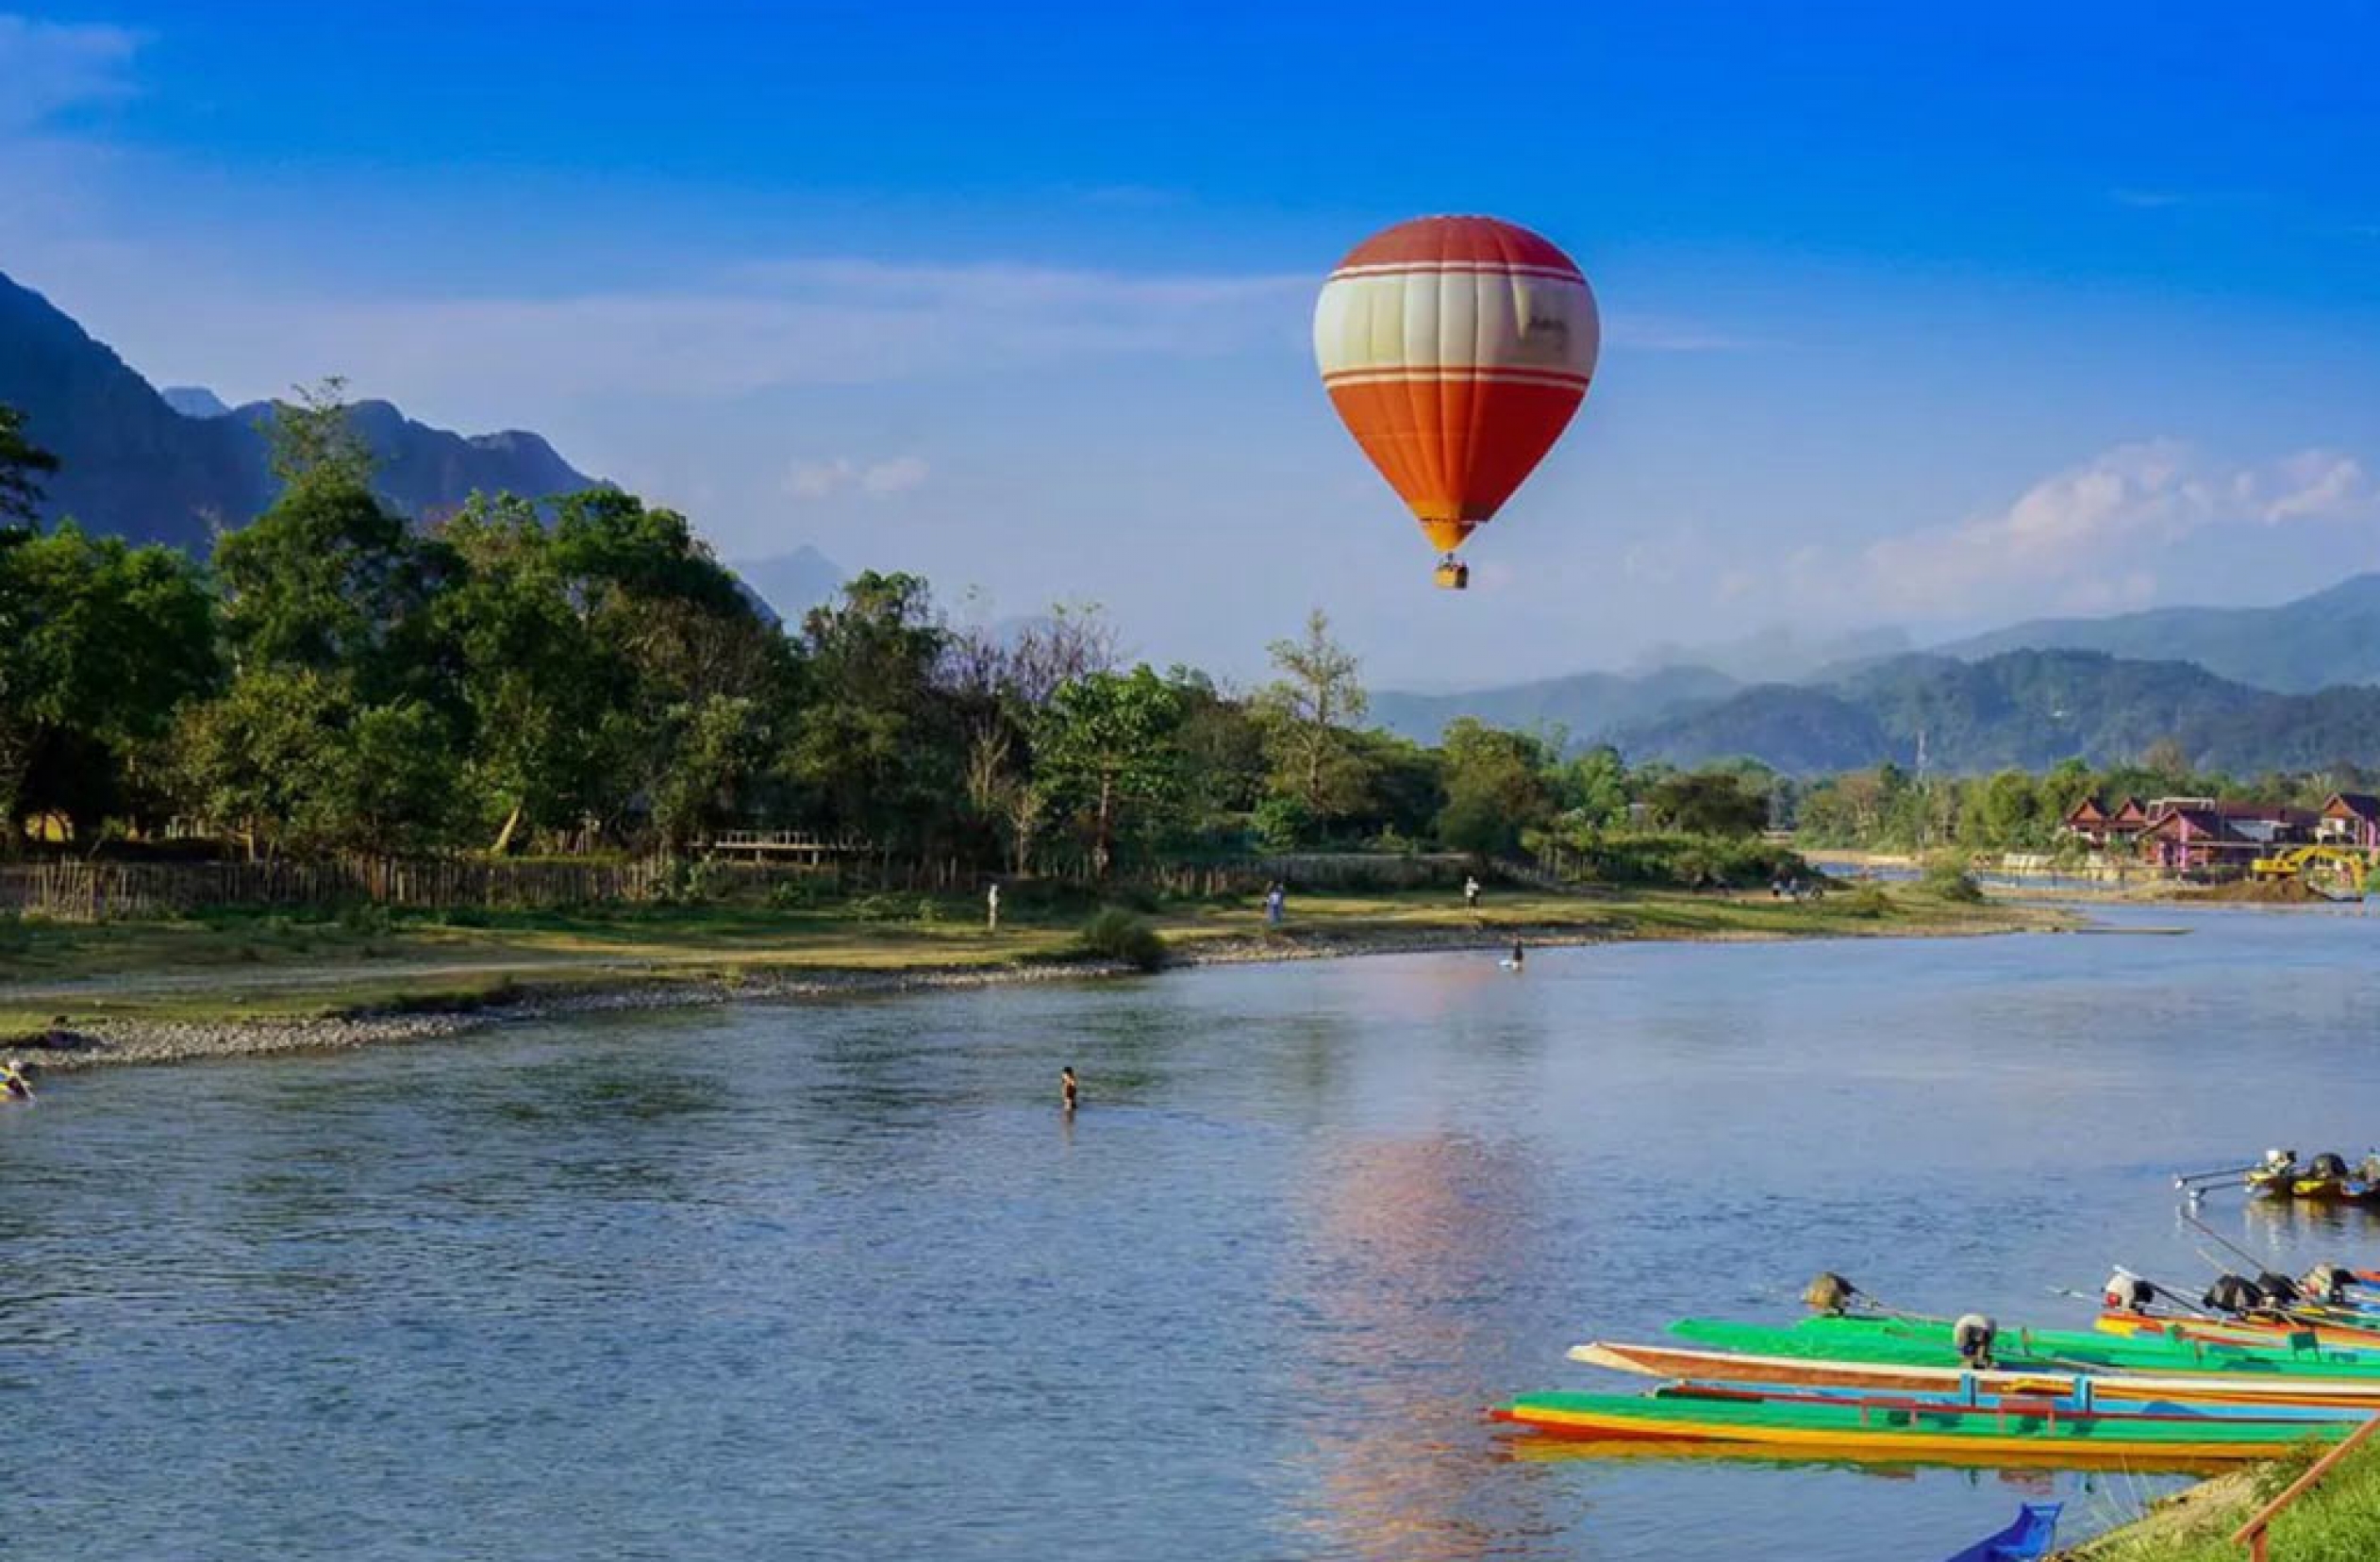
[1433,559,1471,590]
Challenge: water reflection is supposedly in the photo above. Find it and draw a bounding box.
[1290,1134,1553,1561]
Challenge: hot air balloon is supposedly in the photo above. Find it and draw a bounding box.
[1312,216,1600,589]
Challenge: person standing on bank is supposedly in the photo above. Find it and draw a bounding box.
[986,880,1001,933]
[1464,875,1481,913]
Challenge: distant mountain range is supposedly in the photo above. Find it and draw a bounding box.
[1932,574,2380,693]
[1613,648,2380,774]
[1,268,592,550]
[1374,574,2380,775]
[1369,664,1739,747]
[727,546,847,625]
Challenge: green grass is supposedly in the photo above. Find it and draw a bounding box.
[0,882,2058,1036]
[2078,1439,2380,1560]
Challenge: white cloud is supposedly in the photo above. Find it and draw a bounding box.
[0,13,143,129]
[784,455,931,502]
[1847,440,2379,617]
[859,454,928,495]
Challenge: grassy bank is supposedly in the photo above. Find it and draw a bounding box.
[0,881,2064,1051]
[2064,1439,2380,1560]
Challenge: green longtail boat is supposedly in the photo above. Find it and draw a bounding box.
[1669,1316,2380,1379]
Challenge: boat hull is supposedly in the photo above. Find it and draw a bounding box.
[1571,1340,2380,1409]
[1493,1389,2350,1464]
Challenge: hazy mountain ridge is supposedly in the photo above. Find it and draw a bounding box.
[1610,648,2380,774]
[1369,664,1739,746]
[1932,573,2380,692]
[1373,573,2380,773]
[0,268,595,550]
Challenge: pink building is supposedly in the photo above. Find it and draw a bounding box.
[2136,798,2316,872]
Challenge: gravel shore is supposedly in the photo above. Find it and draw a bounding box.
[5,914,2041,1074]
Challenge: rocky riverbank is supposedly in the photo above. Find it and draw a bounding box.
[3,901,2065,1075]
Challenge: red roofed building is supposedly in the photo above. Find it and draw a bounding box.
[2059,795,2149,848]
[2136,798,2318,872]
[2318,792,2380,850]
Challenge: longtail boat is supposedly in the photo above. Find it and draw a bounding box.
[1491,1388,2353,1463]
[2097,1309,2380,1352]
[1676,1316,2380,1377]
[1570,1340,2380,1409]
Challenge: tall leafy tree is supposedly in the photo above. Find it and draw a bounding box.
[188,388,467,852]
[786,572,957,851]
[1435,719,1556,856]
[552,490,796,847]
[0,524,218,845]
[1254,608,1374,832]
[1647,770,1770,838]
[1036,666,1183,876]
[437,495,621,851]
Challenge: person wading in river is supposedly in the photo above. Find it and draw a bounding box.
[1060,1066,1079,1114]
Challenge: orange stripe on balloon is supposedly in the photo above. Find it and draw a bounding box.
[1325,376,1586,527]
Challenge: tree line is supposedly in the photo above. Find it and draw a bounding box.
[1791,744,2380,855]
[0,393,1788,879]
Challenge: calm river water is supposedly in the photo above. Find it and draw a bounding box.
[10,905,2380,1560]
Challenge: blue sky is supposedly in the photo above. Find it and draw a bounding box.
[6,3,2380,687]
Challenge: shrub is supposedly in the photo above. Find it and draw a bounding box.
[1837,883,1892,919]
[1251,795,1314,853]
[1554,832,1809,890]
[846,892,931,922]
[1079,906,1167,971]
[337,901,392,936]
[766,876,835,911]
[1922,855,1986,904]
[651,857,721,906]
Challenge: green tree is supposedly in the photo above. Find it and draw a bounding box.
[787,572,957,851]
[262,376,375,492]
[437,495,622,852]
[1435,719,1556,856]
[1647,770,1770,838]
[1255,608,1373,827]
[0,403,60,534]
[1551,744,1629,829]
[1970,769,2042,849]
[546,490,799,848]
[213,466,458,705]
[1036,666,1183,875]
[0,523,218,845]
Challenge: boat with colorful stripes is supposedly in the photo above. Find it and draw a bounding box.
[1490,1386,2355,1464]
[1673,1315,2380,1377]
[1568,1340,2380,1409]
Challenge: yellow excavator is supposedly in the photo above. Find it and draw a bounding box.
[2251,844,2375,895]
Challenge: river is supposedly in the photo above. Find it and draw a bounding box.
[9,904,2380,1559]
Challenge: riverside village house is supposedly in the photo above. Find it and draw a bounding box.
[2060,791,2380,872]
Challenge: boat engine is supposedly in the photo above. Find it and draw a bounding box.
[1802,1271,1859,1316]
[1952,1312,1998,1369]
[2303,1263,2352,1305]
[2103,1270,2156,1312]
[2204,1273,2262,1315]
